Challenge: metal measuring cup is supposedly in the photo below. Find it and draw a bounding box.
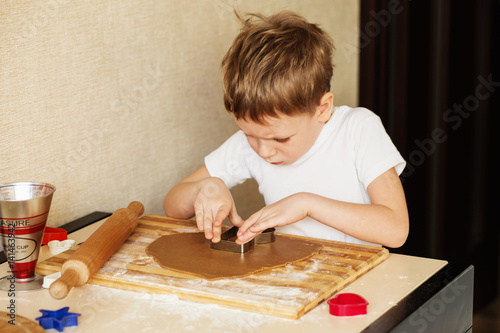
[0,182,55,291]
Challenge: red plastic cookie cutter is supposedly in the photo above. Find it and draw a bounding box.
[327,293,369,316]
[42,227,67,245]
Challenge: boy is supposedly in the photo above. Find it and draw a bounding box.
[163,11,409,248]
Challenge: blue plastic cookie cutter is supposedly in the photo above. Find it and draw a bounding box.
[36,307,81,332]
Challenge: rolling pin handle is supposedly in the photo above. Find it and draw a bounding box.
[127,201,145,217]
[49,268,80,300]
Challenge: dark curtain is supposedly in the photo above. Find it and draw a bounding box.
[359,0,500,311]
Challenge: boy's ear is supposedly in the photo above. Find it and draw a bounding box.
[316,92,334,122]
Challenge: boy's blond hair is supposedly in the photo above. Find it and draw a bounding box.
[222,11,334,123]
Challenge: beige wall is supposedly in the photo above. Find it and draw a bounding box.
[0,0,359,227]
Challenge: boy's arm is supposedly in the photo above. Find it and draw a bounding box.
[163,166,211,219]
[163,166,243,242]
[236,168,409,248]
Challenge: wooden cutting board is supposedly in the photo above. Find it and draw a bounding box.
[36,215,389,319]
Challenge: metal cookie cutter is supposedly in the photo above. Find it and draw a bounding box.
[210,227,276,253]
[254,228,276,244]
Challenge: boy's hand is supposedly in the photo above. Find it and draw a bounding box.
[235,193,308,244]
[194,177,244,243]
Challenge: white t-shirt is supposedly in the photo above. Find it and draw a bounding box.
[205,106,406,245]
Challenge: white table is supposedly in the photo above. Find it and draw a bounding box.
[0,214,473,332]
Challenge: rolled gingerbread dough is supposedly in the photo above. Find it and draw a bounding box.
[146,232,323,280]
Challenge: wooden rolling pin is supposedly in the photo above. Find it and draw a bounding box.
[49,201,144,299]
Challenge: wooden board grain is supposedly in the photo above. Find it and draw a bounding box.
[36,215,389,319]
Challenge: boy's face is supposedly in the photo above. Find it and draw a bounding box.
[235,107,331,166]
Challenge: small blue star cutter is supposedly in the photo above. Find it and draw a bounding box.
[36,307,81,332]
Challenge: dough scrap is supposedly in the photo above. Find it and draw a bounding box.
[146,232,323,280]
[0,311,45,333]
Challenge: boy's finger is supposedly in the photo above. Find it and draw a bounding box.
[237,211,265,235]
[236,217,274,244]
[203,215,213,240]
[212,223,222,243]
[211,208,228,243]
[213,206,229,227]
[250,220,271,233]
[236,218,252,237]
[228,206,244,227]
[195,210,204,231]
[235,217,259,243]
[235,229,258,244]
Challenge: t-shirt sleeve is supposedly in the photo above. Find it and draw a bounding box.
[351,110,406,188]
[204,131,253,189]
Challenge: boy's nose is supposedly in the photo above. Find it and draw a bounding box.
[256,140,276,159]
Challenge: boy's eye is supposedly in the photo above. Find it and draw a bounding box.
[274,137,290,143]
